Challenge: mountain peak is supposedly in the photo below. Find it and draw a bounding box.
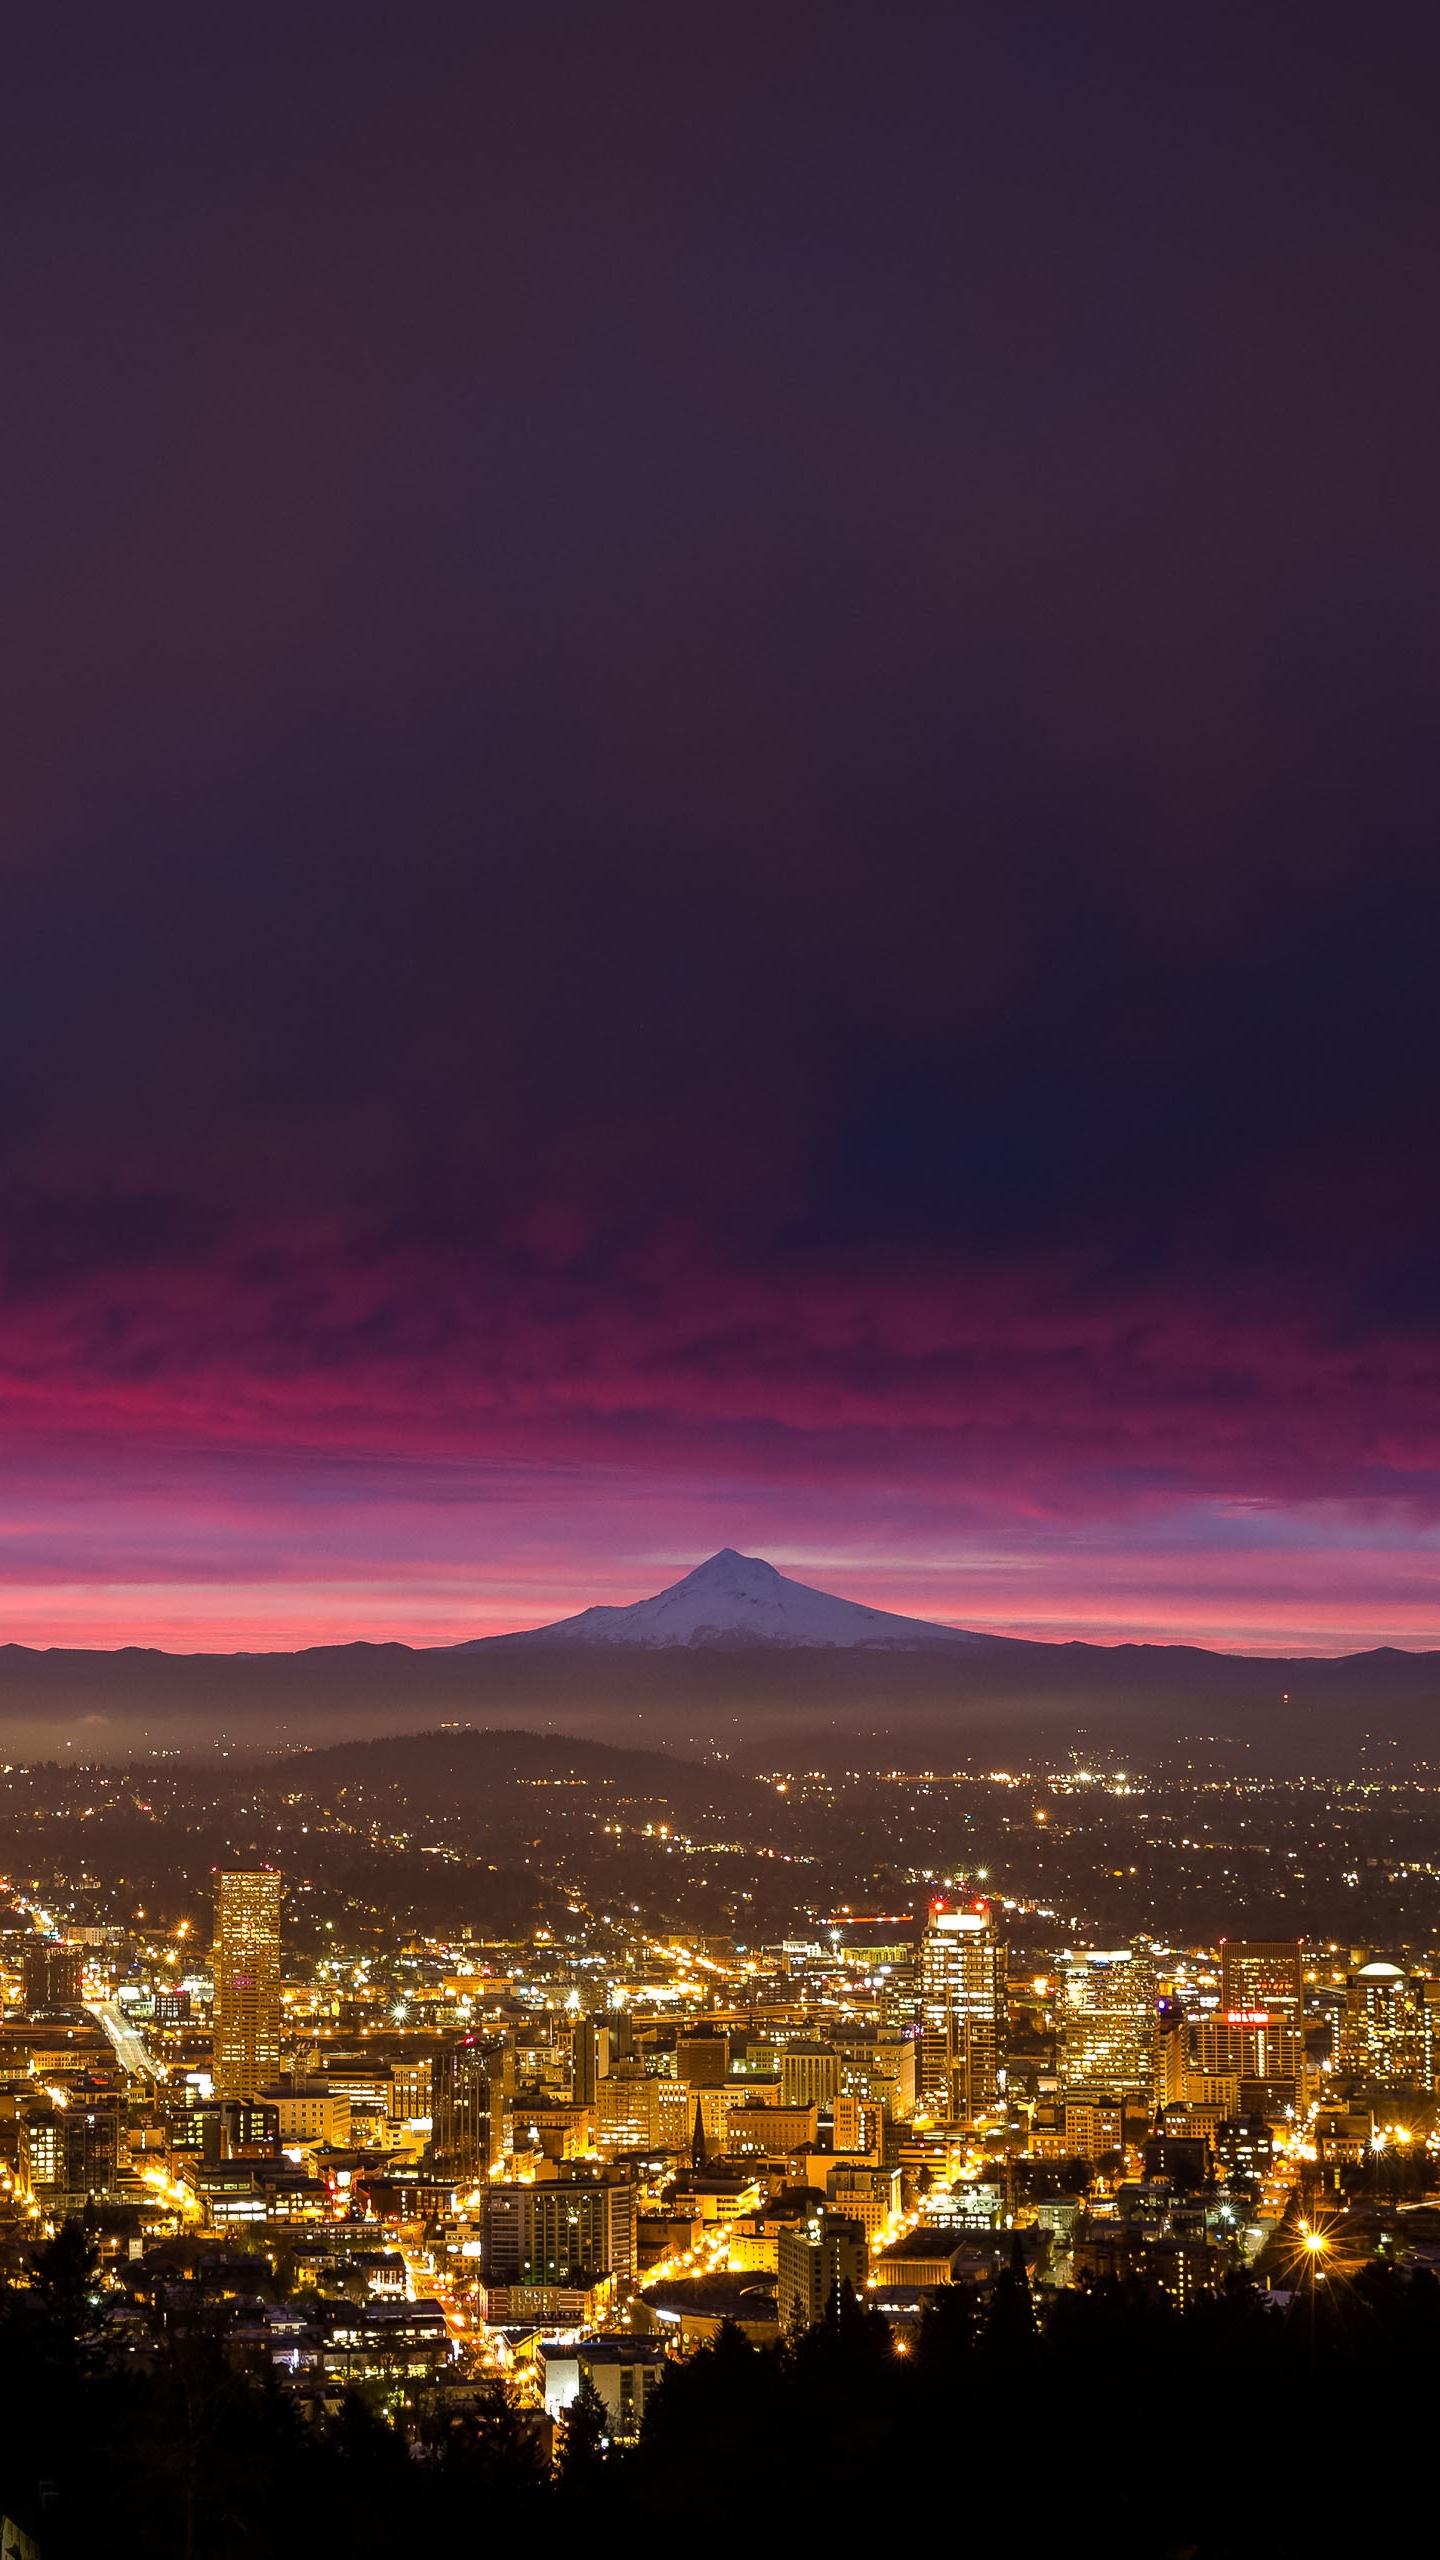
[456,1549,1002,1652]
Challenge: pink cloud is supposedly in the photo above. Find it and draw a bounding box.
[0,1237,1436,1649]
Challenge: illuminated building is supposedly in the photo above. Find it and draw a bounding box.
[595,2063,660,2152]
[918,1905,1007,2121]
[483,2165,637,2285]
[1063,2092,1129,2158]
[540,2336,668,2444]
[172,2097,279,2160]
[780,2043,842,2107]
[431,2042,498,2174]
[776,2210,869,2333]
[1219,1941,1303,2016]
[726,2099,819,2158]
[1212,2115,1273,2180]
[1192,2010,1303,2092]
[389,2059,432,2125]
[1339,1962,1421,2082]
[262,2082,351,2147]
[19,2109,64,2194]
[1314,2103,1373,2164]
[831,2091,882,2156]
[1416,1978,1440,2092]
[572,2014,612,2105]
[1059,1947,1156,2100]
[20,2096,119,2202]
[1154,1995,1190,2106]
[825,2160,901,2235]
[22,1942,83,2016]
[676,2031,729,2088]
[211,1871,282,2104]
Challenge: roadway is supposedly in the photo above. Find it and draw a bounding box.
[86,1999,158,2080]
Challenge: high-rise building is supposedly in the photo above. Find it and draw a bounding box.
[572,2015,612,2106]
[1339,1961,1421,2083]
[20,2095,118,2200]
[211,1870,282,2102]
[1154,1995,1190,2106]
[1192,2009,1303,2092]
[776,2210,869,2333]
[1059,1947,1156,2099]
[676,2032,729,2089]
[1415,1978,1440,2093]
[431,2042,498,2176]
[918,1905,1007,2122]
[483,2167,637,2285]
[22,1941,84,2016]
[594,2063,660,2153]
[1220,1941,1303,2017]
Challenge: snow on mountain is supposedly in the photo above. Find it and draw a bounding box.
[457,1548,1000,1651]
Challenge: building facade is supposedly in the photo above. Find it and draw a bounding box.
[212,1870,282,2103]
[776,2210,869,2333]
[1059,1947,1156,2100]
[918,1906,1007,2122]
[483,2168,637,2285]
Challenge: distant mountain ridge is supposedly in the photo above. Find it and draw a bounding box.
[453,1547,1007,1652]
[0,1549,1437,1764]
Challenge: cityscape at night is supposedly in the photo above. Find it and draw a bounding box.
[4,3,1440,2552]
[2,1654,1440,2546]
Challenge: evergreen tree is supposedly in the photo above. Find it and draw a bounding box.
[556,2371,609,2497]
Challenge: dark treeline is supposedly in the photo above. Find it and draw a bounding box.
[1,2230,1429,2556]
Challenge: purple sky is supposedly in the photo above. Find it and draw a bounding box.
[2,4,1440,1651]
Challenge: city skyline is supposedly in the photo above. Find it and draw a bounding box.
[3,9,1438,2548]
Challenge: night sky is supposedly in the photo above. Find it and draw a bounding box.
[4,5,1440,1653]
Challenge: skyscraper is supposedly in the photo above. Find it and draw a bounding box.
[1220,1941,1303,2017]
[432,2040,499,2176]
[1339,1960,1421,2083]
[571,2014,612,2106]
[212,1870,282,2102]
[1059,1947,1157,2100]
[918,1904,1007,2122]
[22,1940,84,2016]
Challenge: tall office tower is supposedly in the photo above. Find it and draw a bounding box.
[432,2041,499,2175]
[211,1870,282,2102]
[1059,1947,1157,2098]
[572,2015,612,2107]
[1339,1961,1421,2082]
[1154,1995,1191,2106]
[22,1940,84,2016]
[1415,1979,1440,2093]
[1220,1941,1303,2017]
[918,1904,1007,2122]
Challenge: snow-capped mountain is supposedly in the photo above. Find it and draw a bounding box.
[456,1548,1002,1651]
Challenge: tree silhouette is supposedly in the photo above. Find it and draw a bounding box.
[556,2372,609,2497]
